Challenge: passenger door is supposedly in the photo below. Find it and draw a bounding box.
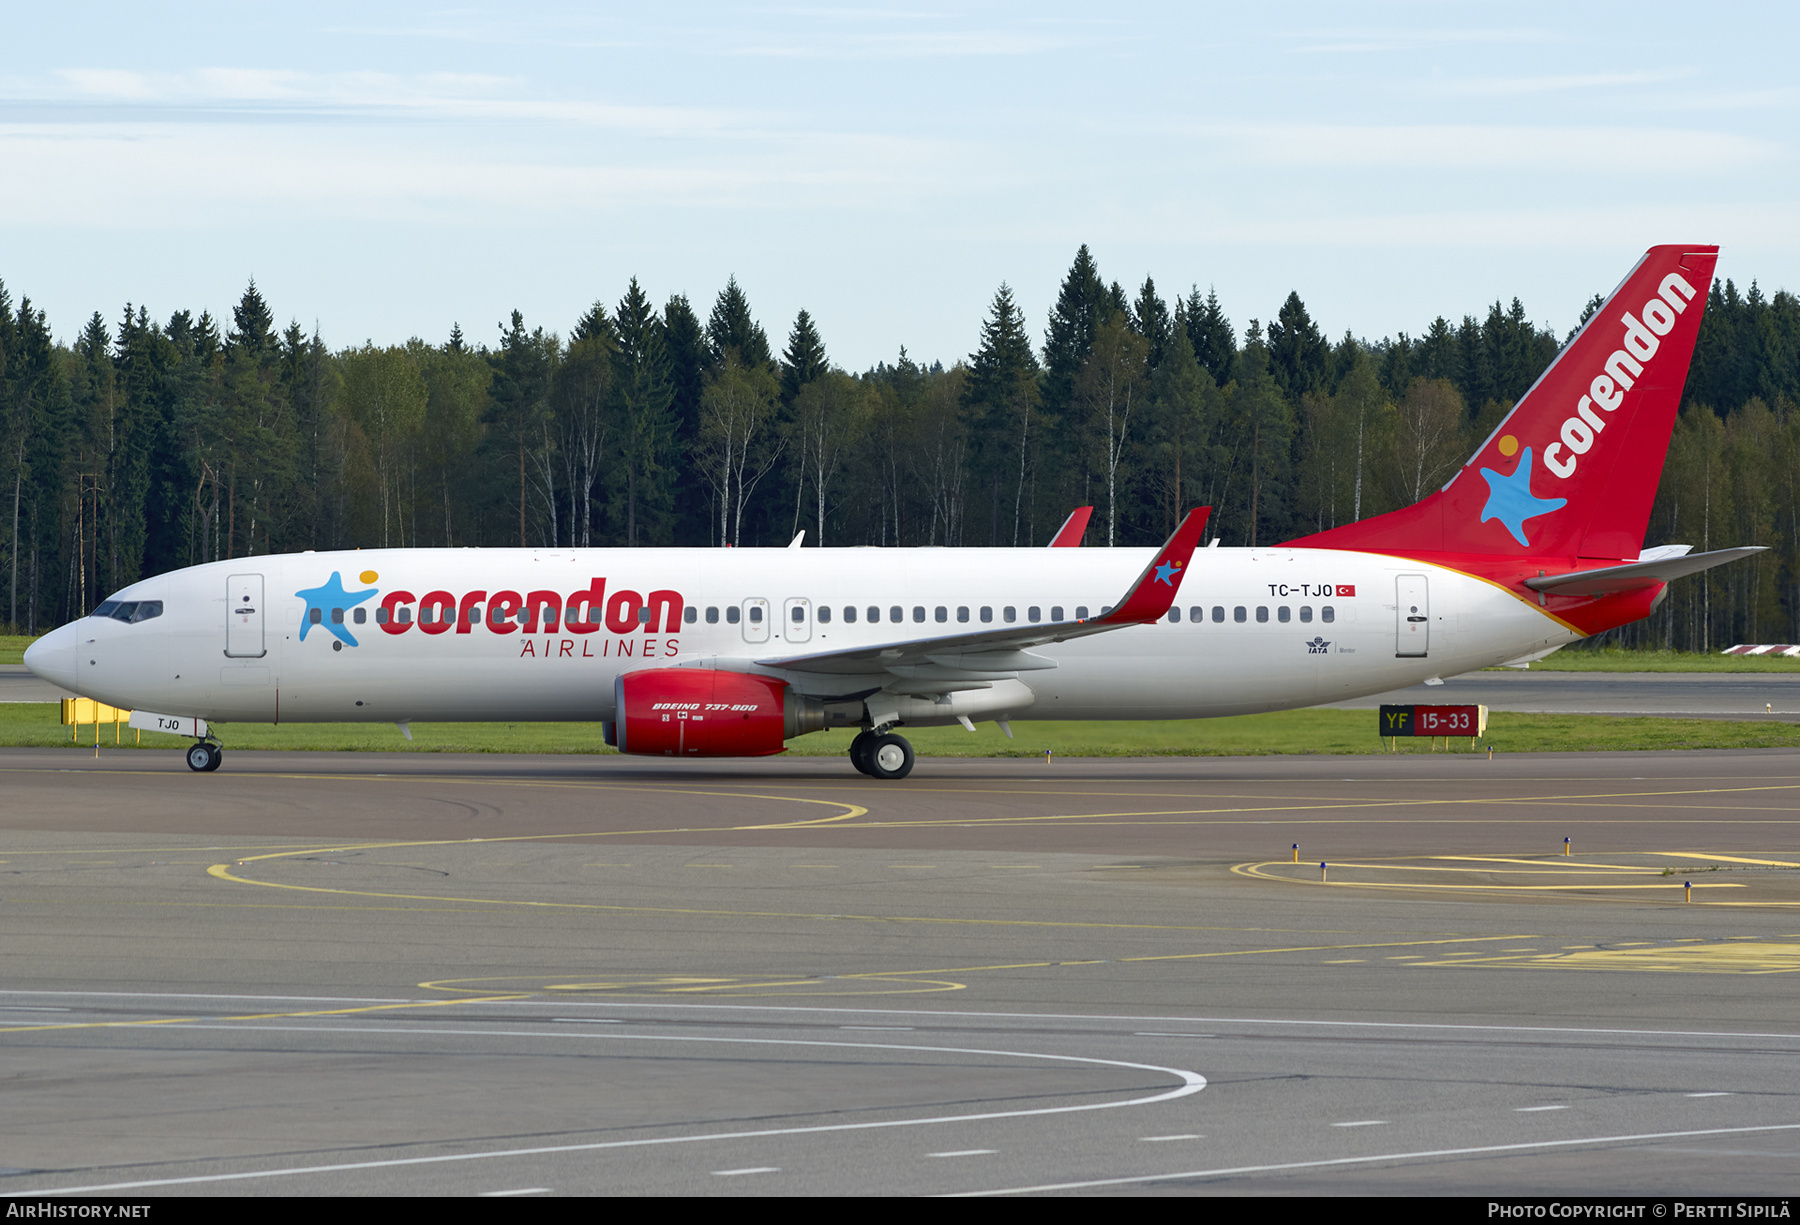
[1395,574,1429,657]
[226,574,267,658]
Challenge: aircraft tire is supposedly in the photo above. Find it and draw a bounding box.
[849,730,878,776]
[203,744,223,772]
[867,733,914,781]
[186,743,214,773]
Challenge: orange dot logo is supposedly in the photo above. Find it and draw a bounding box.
[360,570,379,585]
[1497,435,1519,458]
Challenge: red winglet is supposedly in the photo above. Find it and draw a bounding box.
[1048,506,1093,547]
[1097,507,1211,624]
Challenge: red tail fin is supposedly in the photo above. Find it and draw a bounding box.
[1289,245,1717,561]
[1048,506,1093,547]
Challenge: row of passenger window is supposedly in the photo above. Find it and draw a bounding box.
[305,601,1336,629]
[684,603,1336,626]
[694,604,1100,626]
[1173,605,1335,624]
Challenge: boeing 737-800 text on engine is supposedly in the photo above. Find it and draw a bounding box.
[25,246,1760,778]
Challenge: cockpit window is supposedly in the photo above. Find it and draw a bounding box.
[90,599,162,623]
[91,600,163,625]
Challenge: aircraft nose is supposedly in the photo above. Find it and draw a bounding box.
[23,622,79,693]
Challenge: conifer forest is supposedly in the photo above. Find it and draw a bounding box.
[3,246,1798,651]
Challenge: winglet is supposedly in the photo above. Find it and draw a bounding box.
[1048,506,1093,547]
[1096,507,1211,625]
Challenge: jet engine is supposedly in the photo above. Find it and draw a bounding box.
[606,668,828,757]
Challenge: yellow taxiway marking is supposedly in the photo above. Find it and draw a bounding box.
[205,857,1391,933]
[1239,871,1743,893]
[819,782,1800,829]
[418,935,1534,997]
[1432,856,1654,871]
[0,993,526,1034]
[1414,942,1800,975]
[420,973,970,998]
[1231,851,1774,899]
[747,775,1800,799]
[1647,852,1800,868]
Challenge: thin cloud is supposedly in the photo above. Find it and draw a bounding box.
[725,29,1078,58]
[1288,27,1555,54]
[0,121,970,226]
[1197,123,1779,174]
[1430,70,1695,97]
[12,70,771,137]
[1639,86,1800,113]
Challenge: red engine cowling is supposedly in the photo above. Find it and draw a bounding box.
[611,668,802,757]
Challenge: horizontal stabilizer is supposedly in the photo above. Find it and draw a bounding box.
[1524,547,1766,597]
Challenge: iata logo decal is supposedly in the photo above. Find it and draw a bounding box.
[1305,637,1331,654]
[296,570,379,648]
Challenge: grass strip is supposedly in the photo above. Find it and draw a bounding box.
[1524,648,1800,672]
[10,703,1797,758]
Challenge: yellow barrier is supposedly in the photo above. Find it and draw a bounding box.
[59,698,137,745]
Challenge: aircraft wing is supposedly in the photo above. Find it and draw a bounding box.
[1523,547,1766,597]
[757,508,1209,676]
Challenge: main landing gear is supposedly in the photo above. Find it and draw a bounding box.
[185,741,223,773]
[849,729,914,781]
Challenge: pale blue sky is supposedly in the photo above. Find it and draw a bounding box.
[3,2,1794,367]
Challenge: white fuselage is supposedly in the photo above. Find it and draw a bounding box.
[30,545,1577,730]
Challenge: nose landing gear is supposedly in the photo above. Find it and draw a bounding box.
[848,729,914,780]
[185,741,223,773]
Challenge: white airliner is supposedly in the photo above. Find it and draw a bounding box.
[25,245,1759,778]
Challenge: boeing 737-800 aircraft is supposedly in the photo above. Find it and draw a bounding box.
[24,246,1759,779]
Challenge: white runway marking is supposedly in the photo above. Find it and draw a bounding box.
[713,1168,779,1177]
[1331,1120,1389,1127]
[1516,1105,1569,1112]
[929,1150,997,1158]
[0,1023,1204,1197]
[952,1124,1800,1196]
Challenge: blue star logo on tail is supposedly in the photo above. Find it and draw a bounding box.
[1155,560,1181,586]
[1479,446,1567,547]
[295,572,379,646]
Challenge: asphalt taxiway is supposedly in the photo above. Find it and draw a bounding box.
[2,748,1797,1196]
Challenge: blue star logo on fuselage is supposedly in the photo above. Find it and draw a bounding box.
[1155,560,1181,586]
[1479,446,1567,548]
[295,572,379,646]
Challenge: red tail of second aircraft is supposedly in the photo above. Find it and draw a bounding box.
[1290,245,1718,564]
